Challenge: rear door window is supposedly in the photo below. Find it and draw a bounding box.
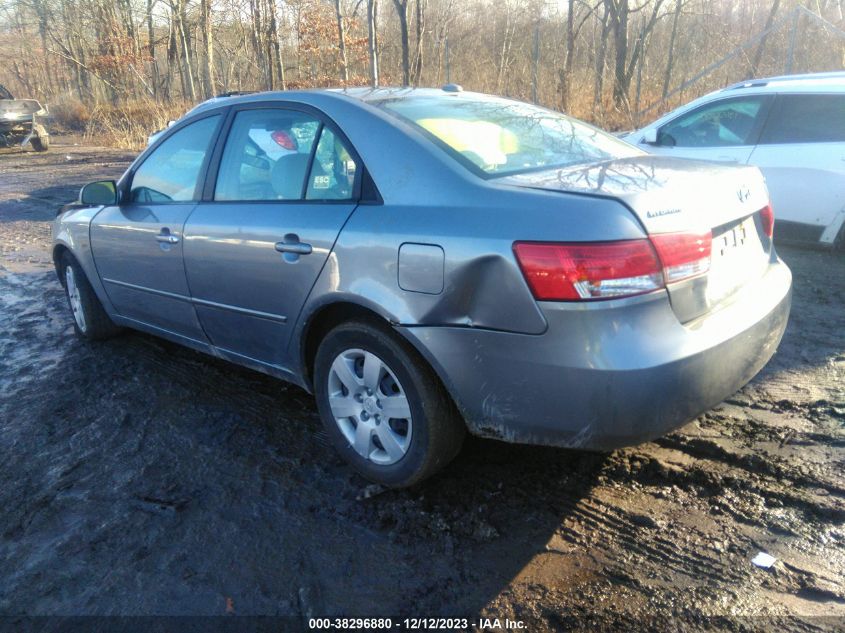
[759,94,845,144]
[130,115,220,203]
[657,96,769,147]
[214,109,321,201]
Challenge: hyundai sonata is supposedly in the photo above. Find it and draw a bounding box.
[53,87,792,486]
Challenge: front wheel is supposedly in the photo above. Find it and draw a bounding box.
[314,320,465,488]
[60,251,121,340]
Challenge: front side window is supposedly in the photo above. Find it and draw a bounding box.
[379,95,641,177]
[657,97,767,148]
[759,94,845,144]
[214,109,320,201]
[130,115,220,203]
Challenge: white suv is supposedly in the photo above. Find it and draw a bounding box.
[623,72,845,247]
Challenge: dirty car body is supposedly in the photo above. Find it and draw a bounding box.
[53,88,791,484]
[0,84,49,151]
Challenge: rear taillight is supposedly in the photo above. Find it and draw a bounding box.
[650,231,712,283]
[513,240,664,300]
[514,232,713,302]
[759,204,774,238]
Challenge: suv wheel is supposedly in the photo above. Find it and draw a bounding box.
[314,320,465,487]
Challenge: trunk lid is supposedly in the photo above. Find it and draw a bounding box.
[499,155,772,322]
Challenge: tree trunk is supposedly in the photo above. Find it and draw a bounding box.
[269,0,286,89]
[147,0,158,98]
[593,3,611,109]
[412,0,424,85]
[200,0,214,98]
[392,0,410,86]
[170,0,195,101]
[367,0,379,86]
[749,0,782,77]
[334,0,349,82]
[560,0,575,111]
[611,0,630,108]
[662,0,682,100]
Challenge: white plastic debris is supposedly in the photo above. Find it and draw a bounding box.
[752,552,777,568]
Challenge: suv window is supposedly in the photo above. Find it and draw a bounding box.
[215,109,320,201]
[130,115,220,203]
[657,96,768,147]
[305,127,358,200]
[759,94,845,144]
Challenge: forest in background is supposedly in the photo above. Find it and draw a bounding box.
[1,0,844,147]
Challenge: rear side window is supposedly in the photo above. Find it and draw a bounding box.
[130,115,220,203]
[306,127,358,200]
[214,109,320,201]
[759,94,845,144]
[657,96,768,147]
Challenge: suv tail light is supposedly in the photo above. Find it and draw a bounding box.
[514,232,713,302]
[759,204,774,238]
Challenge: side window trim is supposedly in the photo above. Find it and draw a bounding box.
[201,100,366,204]
[656,95,773,148]
[124,110,226,205]
[301,122,325,200]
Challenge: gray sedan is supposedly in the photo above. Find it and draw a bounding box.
[53,87,792,487]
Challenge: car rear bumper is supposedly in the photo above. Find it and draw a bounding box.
[398,257,792,449]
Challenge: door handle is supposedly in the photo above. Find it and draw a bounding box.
[274,240,312,255]
[156,233,179,244]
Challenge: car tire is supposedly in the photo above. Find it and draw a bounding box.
[31,134,49,152]
[60,251,121,340]
[314,320,465,488]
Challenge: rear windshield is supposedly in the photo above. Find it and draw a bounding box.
[379,94,642,177]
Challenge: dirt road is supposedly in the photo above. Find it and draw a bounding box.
[1,139,843,631]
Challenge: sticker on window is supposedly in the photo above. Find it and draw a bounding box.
[313,175,331,189]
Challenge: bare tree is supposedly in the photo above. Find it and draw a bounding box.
[367,0,379,85]
[334,0,350,82]
[749,0,782,77]
[392,0,411,85]
[200,0,214,97]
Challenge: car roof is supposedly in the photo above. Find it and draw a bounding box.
[722,71,845,94]
[184,85,489,116]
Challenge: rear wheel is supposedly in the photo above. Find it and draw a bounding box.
[60,251,121,340]
[314,320,465,488]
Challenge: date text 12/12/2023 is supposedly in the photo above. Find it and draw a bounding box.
[308,617,527,630]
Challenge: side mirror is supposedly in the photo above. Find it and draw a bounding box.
[642,128,658,145]
[80,180,117,206]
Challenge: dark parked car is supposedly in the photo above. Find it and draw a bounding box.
[53,87,791,486]
[0,84,49,151]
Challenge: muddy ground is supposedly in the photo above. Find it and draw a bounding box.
[0,138,843,631]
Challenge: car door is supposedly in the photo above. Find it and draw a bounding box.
[644,95,773,164]
[747,93,845,244]
[90,113,223,341]
[183,105,360,369]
